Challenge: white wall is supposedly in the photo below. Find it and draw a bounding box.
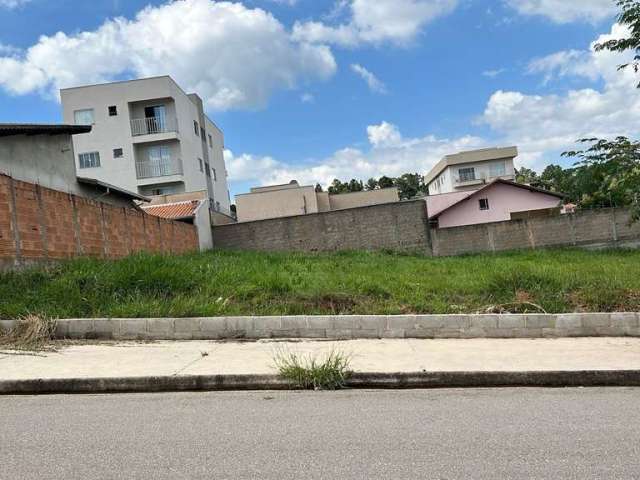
[429,158,515,195]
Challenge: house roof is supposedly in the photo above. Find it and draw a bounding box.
[424,146,519,185]
[141,200,202,220]
[0,123,92,137]
[428,179,565,220]
[76,177,150,203]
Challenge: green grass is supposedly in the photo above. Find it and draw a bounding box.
[1,248,639,319]
[274,349,351,390]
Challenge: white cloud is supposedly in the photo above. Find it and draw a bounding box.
[292,0,458,47]
[482,68,506,78]
[505,0,617,24]
[227,121,485,188]
[300,92,315,103]
[483,24,640,169]
[0,0,337,110]
[350,63,387,93]
[0,0,31,9]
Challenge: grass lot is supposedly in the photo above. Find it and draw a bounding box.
[1,248,639,319]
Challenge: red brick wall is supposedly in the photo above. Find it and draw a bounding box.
[0,174,199,269]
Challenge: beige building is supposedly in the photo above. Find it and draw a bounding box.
[236,181,400,223]
[426,146,518,195]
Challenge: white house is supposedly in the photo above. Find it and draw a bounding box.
[60,76,232,216]
[425,146,518,196]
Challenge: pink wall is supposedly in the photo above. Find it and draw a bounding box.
[437,183,562,228]
[425,191,473,217]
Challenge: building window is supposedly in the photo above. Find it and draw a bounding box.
[208,134,213,147]
[78,152,100,169]
[200,127,206,141]
[216,201,221,212]
[194,121,199,136]
[479,198,490,211]
[458,167,476,182]
[74,109,94,125]
[205,162,211,177]
[113,148,123,159]
[108,106,118,117]
[490,162,506,177]
[198,158,204,172]
[213,168,217,181]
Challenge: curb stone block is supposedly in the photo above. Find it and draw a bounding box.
[525,315,556,329]
[93,319,117,339]
[326,329,354,339]
[306,316,335,330]
[118,319,147,339]
[556,314,582,329]
[381,329,405,339]
[354,316,386,331]
[225,317,253,334]
[175,318,200,333]
[0,320,16,332]
[66,320,94,339]
[148,318,174,334]
[255,316,283,331]
[470,315,499,329]
[385,316,419,330]
[581,313,612,328]
[611,313,638,329]
[497,315,526,329]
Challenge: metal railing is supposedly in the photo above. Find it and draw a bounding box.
[135,157,183,179]
[130,116,178,136]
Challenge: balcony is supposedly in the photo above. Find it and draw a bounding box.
[135,156,183,180]
[130,116,179,137]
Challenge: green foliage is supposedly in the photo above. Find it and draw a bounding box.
[515,167,539,185]
[1,249,640,319]
[595,0,640,87]
[273,349,351,390]
[327,173,427,200]
[562,137,640,218]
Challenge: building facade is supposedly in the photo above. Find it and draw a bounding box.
[236,181,400,223]
[425,146,518,195]
[61,76,231,215]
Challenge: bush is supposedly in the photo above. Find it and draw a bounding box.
[273,349,351,390]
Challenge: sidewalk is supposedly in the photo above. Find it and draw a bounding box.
[2,338,640,393]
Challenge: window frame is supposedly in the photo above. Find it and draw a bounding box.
[479,198,490,211]
[108,105,118,117]
[194,121,199,136]
[78,151,101,169]
[113,148,124,159]
[458,167,476,183]
[74,109,95,125]
[490,161,506,178]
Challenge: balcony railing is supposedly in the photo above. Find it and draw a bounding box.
[130,116,178,137]
[135,157,183,179]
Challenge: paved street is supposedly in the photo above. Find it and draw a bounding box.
[2,388,639,479]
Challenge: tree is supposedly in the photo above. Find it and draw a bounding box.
[315,183,323,193]
[595,0,640,87]
[365,178,379,191]
[515,167,539,185]
[394,173,428,200]
[347,179,364,193]
[328,179,348,194]
[563,137,640,219]
[378,176,395,189]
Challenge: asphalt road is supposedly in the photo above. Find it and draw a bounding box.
[2,388,640,479]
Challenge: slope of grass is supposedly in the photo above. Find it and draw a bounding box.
[1,248,639,318]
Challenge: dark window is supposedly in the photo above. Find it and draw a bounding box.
[479,198,490,211]
[208,134,213,147]
[198,158,203,172]
[108,105,118,116]
[213,168,217,181]
[200,127,206,141]
[194,121,199,136]
[205,162,211,177]
[113,148,123,158]
[459,167,476,182]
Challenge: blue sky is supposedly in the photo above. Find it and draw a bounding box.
[0,0,638,198]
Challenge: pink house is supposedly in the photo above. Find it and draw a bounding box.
[427,179,564,228]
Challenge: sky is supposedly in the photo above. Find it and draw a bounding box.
[0,0,639,199]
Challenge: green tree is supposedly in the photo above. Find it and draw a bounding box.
[315,183,323,193]
[378,176,395,189]
[515,167,539,185]
[595,0,640,87]
[563,137,640,218]
[347,179,364,192]
[394,173,428,200]
[328,179,348,194]
[365,178,379,191]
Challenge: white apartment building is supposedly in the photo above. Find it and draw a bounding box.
[425,146,518,195]
[60,76,231,215]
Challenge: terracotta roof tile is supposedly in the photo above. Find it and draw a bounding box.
[142,200,201,220]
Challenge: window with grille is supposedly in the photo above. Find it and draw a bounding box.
[79,152,100,169]
[479,198,490,211]
[458,167,476,182]
[113,148,123,158]
[108,106,118,116]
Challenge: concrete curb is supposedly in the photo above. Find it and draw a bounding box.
[1,313,637,341]
[2,370,640,395]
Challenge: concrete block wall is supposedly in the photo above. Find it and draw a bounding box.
[13,313,637,341]
[213,200,431,253]
[430,207,640,257]
[0,174,199,269]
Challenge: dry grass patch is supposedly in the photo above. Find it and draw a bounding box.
[0,314,56,351]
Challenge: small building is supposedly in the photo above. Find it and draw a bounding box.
[426,179,564,228]
[426,146,518,196]
[60,76,231,215]
[0,123,147,208]
[235,180,400,223]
